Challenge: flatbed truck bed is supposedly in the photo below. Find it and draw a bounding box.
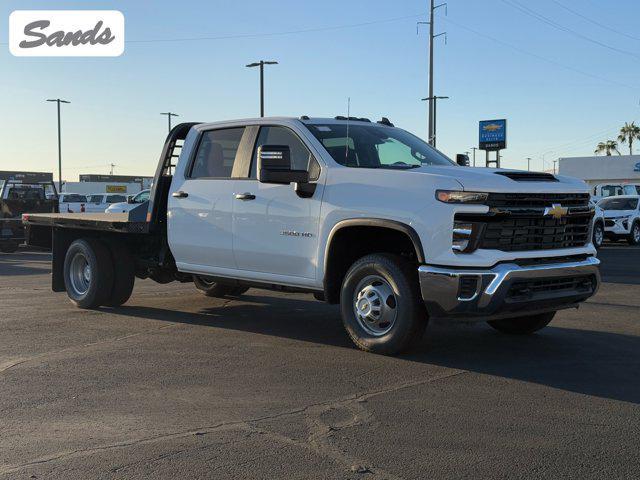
[23,212,150,234]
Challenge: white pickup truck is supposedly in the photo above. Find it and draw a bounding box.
[24,117,600,354]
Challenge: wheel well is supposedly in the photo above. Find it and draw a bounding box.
[324,225,421,304]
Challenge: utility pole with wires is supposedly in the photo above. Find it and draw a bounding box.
[160,112,179,133]
[417,0,447,145]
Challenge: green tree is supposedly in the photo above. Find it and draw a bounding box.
[594,140,621,156]
[617,121,640,155]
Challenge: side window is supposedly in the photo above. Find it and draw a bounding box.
[89,195,103,203]
[250,126,319,180]
[190,127,245,179]
[135,190,150,203]
[107,195,126,203]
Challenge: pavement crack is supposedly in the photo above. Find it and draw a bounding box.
[0,370,467,477]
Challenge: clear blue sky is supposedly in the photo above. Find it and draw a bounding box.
[1,0,639,179]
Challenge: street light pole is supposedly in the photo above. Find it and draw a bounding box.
[46,98,70,192]
[246,60,278,117]
[160,112,179,133]
[542,150,555,172]
[526,157,531,171]
[471,147,478,167]
[421,96,449,148]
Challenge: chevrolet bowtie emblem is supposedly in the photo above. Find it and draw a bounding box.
[544,203,568,219]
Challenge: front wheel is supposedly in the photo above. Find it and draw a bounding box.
[193,275,249,297]
[592,222,604,249]
[487,311,555,335]
[628,221,640,246]
[340,254,427,355]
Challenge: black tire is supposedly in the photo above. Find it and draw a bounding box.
[487,311,556,335]
[193,275,249,297]
[340,253,427,355]
[105,242,135,307]
[0,242,19,253]
[63,238,114,309]
[627,221,640,246]
[592,221,604,249]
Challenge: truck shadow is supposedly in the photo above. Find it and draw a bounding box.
[115,293,640,406]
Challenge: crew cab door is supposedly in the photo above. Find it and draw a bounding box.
[232,125,324,281]
[168,126,249,272]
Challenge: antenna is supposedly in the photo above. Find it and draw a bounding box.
[345,97,351,161]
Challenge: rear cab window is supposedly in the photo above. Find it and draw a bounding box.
[189,127,246,179]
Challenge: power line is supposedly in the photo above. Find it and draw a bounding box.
[126,13,426,44]
[548,0,640,43]
[499,0,640,61]
[0,13,426,47]
[439,15,638,91]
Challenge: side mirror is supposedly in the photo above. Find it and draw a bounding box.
[258,145,309,184]
[127,196,134,204]
[456,154,470,167]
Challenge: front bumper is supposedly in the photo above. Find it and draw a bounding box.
[418,256,600,321]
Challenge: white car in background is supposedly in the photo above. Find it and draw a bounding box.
[592,183,640,202]
[84,193,129,213]
[599,195,640,246]
[58,193,87,213]
[105,189,150,214]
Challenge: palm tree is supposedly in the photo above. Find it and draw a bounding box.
[594,140,621,156]
[617,121,640,155]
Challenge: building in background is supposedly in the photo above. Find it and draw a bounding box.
[558,155,640,191]
[62,174,153,194]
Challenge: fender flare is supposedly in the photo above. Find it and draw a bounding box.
[323,218,425,275]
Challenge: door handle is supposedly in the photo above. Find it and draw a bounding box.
[234,193,256,201]
[172,191,189,198]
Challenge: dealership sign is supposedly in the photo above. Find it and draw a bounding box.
[479,119,507,151]
[9,10,124,56]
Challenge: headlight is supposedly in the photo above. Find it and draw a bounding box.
[436,190,488,204]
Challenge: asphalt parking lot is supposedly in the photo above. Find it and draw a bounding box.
[1,246,639,479]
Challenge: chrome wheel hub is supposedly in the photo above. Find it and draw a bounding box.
[69,252,91,296]
[353,275,398,336]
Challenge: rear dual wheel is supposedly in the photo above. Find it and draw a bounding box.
[63,238,135,309]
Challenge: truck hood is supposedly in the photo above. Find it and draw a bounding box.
[414,165,588,193]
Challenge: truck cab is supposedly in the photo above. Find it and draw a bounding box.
[24,117,600,354]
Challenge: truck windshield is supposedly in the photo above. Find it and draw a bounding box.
[598,197,639,210]
[307,123,454,169]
